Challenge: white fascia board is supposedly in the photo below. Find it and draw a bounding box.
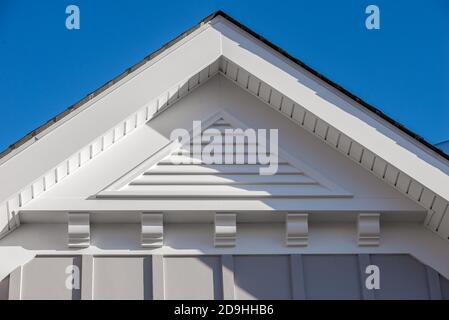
[214,18,449,201]
[0,23,221,203]
[20,197,424,213]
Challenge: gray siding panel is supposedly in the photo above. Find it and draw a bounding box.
[302,255,362,300]
[0,276,9,300]
[9,254,449,300]
[234,255,292,300]
[370,255,430,300]
[440,274,449,300]
[164,256,222,300]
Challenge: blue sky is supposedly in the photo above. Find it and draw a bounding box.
[0,0,448,152]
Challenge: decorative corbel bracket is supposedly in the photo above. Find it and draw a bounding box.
[286,213,308,246]
[68,212,90,248]
[215,213,236,247]
[141,212,164,248]
[357,213,380,246]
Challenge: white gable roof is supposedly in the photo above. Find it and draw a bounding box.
[1,12,448,242]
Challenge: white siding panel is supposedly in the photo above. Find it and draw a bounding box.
[93,256,152,300]
[21,256,81,300]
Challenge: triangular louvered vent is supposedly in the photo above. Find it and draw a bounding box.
[97,114,351,199]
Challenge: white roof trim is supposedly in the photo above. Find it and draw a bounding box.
[0,16,448,242]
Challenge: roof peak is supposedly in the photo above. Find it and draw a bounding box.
[1,9,448,164]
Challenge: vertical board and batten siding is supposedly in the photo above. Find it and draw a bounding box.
[440,275,449,300]
[163,256,223,300]
[0,275,9,300]
[0,60,221,239]
[93,256,152,300]
[301,255,362,299]
[218,57,449,239]
[233,255,292,299]
[2,254,449,300]
[16,256,82,300]
[369,255,431,299]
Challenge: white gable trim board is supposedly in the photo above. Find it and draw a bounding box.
[1,12,449,299]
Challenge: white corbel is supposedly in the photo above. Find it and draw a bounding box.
[68,212,90,248]
[214,213,236,247]
[286,213,308,246]
[357,213,380,246]
[141,212,163,248]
